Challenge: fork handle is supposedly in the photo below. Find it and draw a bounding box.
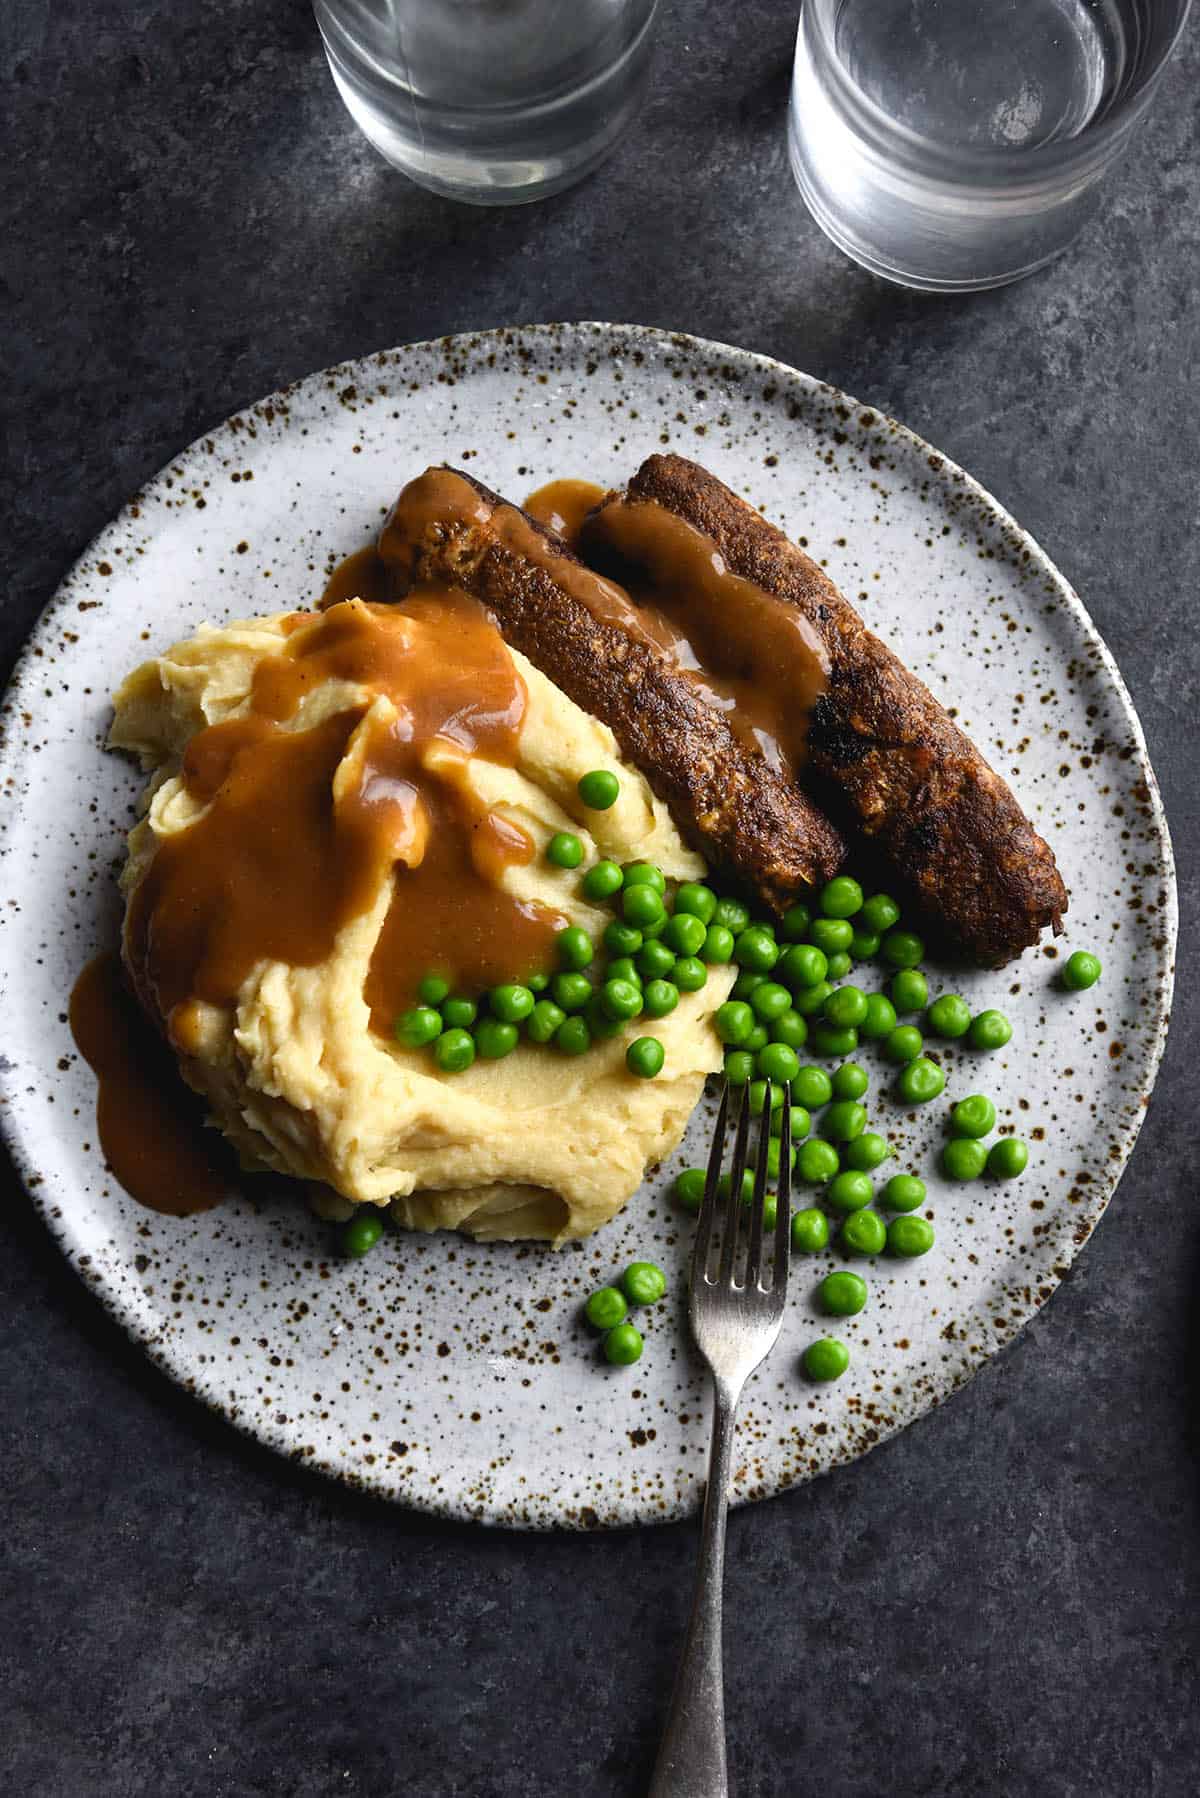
[648,1374,741,1798]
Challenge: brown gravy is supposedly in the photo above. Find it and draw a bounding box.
[127,594,567,1043]
[69,951,235,1216]
[522,479,607,550]
[318,542,397,610]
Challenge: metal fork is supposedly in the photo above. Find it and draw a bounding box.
[649,1079,793,1798]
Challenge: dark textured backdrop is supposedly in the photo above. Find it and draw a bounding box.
[4,3,1198,1794]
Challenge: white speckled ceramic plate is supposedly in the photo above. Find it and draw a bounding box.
[0,324,1176,1528]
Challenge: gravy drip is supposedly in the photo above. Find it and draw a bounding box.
[522,479,607,550]
[69,951,234,1215]
[127,594,566,1040]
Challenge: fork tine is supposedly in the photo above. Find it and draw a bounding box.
[690,1079,730,1285]
[744,1078,774,1288]
[771,1081,793,1294]
[716,1080,752,1286]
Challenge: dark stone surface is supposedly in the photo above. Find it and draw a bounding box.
[4,2,1198,1793]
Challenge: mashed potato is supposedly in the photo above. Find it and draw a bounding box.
[110,606,733,1243]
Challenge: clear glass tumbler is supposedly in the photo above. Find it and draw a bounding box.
[788,0,1192,290]
[314,0,658,205]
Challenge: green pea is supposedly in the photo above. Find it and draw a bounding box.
[673,957,707,993]
[824,951,852,981]
[987,1137,1029,1178]
[748,1078,786,1114]
[765,1138,797,1181]
[942,1137,988,1180]
[603,919,643,957]
[341,1211,384,1257]
[849,928,881,960]
[840,1209,887,1256]
[623,884,665,929]
[714,1000,754,1045]
[881,1174,926,1213]
[881,929,924,969]
[890,968,928,1013]
[803,1337,849,1381]
[724,1050,755,1086]
[546,831,583,869]
[582,859,624,902]
[417,973,451,1007]
[750,980,792,1022]
[820,876,864,919]
[711,897,750,935]
[674,882,717,923]
[663,911,706,957]
[627,1036,665,1078]
[830,1062,869,1101]
[527,999,566,1044]
[637,939,677,980]
[701,923,735,963]
[791,979,834,1017]
[621,1261,667,1305]
[809,916,853,955]
[888,1216,934,1258]
[556,925,594,971]
[552,971,592,1012]
[778,943,828,988]
[822,1099,867,1143]
[476,1017,518,1059]
[554,1016,592,1056]
[770,1104,811,1141]
[844,1132,890,1173]
[897,1057,946,1104]
[526,973,549,993]
[791,1207,830,1253]
[718,1169,756,1204]
[950,1093,996,1138]
[780,902,813,941]
[796,1138,840,1183]
[641,911,670,942]
[730,969,766,1001]
[674,1167,707,1211]
[601,977,644,1021]
[585,996,623,1041]
[743,1024,769,1053]
[770,1009,809,1051]
[577,769,620,810]
[603,1322,644,1366]
[826,1171,874,1215]
[434,1027,476,1073]
[810,1023,859,1059]
[643,979,679,1018]
[823,984,868,1029]
[926,992,971,1038]
[757,1042,800,1084]
[395,1006,442,1049]
[882,1025,923,1065]
[489,983,535,1024]
[733,926,779,973]
[441,996,478,1029]
[1062,950,1102,991]
[859,893,900,935]
[859,993,898,1041]
[605,957,641,989]
[969,1009,1013,1050]
[793,1065,833,1109]
[623,861,666,893]
[585,1285,627,1329]
[820,1269,868,1314]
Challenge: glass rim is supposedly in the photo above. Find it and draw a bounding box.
[802,0,1193,182]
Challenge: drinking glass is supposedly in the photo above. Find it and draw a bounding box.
[314,0,658,205]
[788,0,1192,290]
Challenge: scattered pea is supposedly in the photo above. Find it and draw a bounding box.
[621,1261,667,1305]
[434,1027,476,1073]
[527,999,566,1044]
[942,1137,988,1180]
[770,1009,809,1051]
[950,1093,997,1138]
[926,993,971,1039]
[844,1132,891,1172]
[1061,950,1102,991]
[556,925,594,971]
[673,956,707,993]
[718,1169,756,1204]
[441,996,478,1029]
[674,882,717,923]
[546,831,583,869]
[897,1057,946,1104]
[638,939,676,980]
[701,922,735,963]
[603,919,643,958]
[582,859,624,902]
[810,1023,859,1059]
[793,1065,833,1109]
[341,1212,384,1257]
[791,979,834,1017]
[552,971,593,1012]
[395,1006,442,1049]
[883,1025,923,1065]
[712,897,750,934]
[831,1062,869,1101]
[417,973,451,1007]
[987,1137,1029,1178]
[643,979,679,1018]
[601,977,643,1021]
[797,1138,840,1183]
[664,911,707,957]
[526,973,549,993]
[586,996,624,1040]
[849,928,881,960]
[765,1138,797,1181]
[585,1286,627,1329]
[757,1042,800,1084]
[489,983,535,1024]
[859,893,900,934]
[809,916,854,956]
[841,1209,887,1256]
[826,1170,874,1214]
[750,980,793,1022]
[881,1174,926,1213]
[824,951,852,981]
[822,1099,867,1143]
[724,1049,755,1086]
[820,875,864,919]
[606,956,642,988]
[554,1016,592,1056]
[733,925,780,973]
[780,902,813,941]
[674,1167,706,1211]
[578,769,620,810]
[890,968,929,1013]
[603,1322,644,1366]
[778,943,828,988]
[791,1207,830,1253]
[823,984,869,1029]
[888,1216,934,1258]
[802,1337,850,1381]
[743,1023,769,1053]
[748,1078,786,1114]
[770,1104,812,1141]
[731,969,766,1002]
[820,1269,868,1314]
[475,1017,518,1059]
[969,1009,1012,1051]
[881,929,924,969]
[860,993,898,1041]
[623,861,666,894]
[623,883,665,929]
[626,1036,665,1078]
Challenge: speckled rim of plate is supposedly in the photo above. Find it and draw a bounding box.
[0,323,1177,1528]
